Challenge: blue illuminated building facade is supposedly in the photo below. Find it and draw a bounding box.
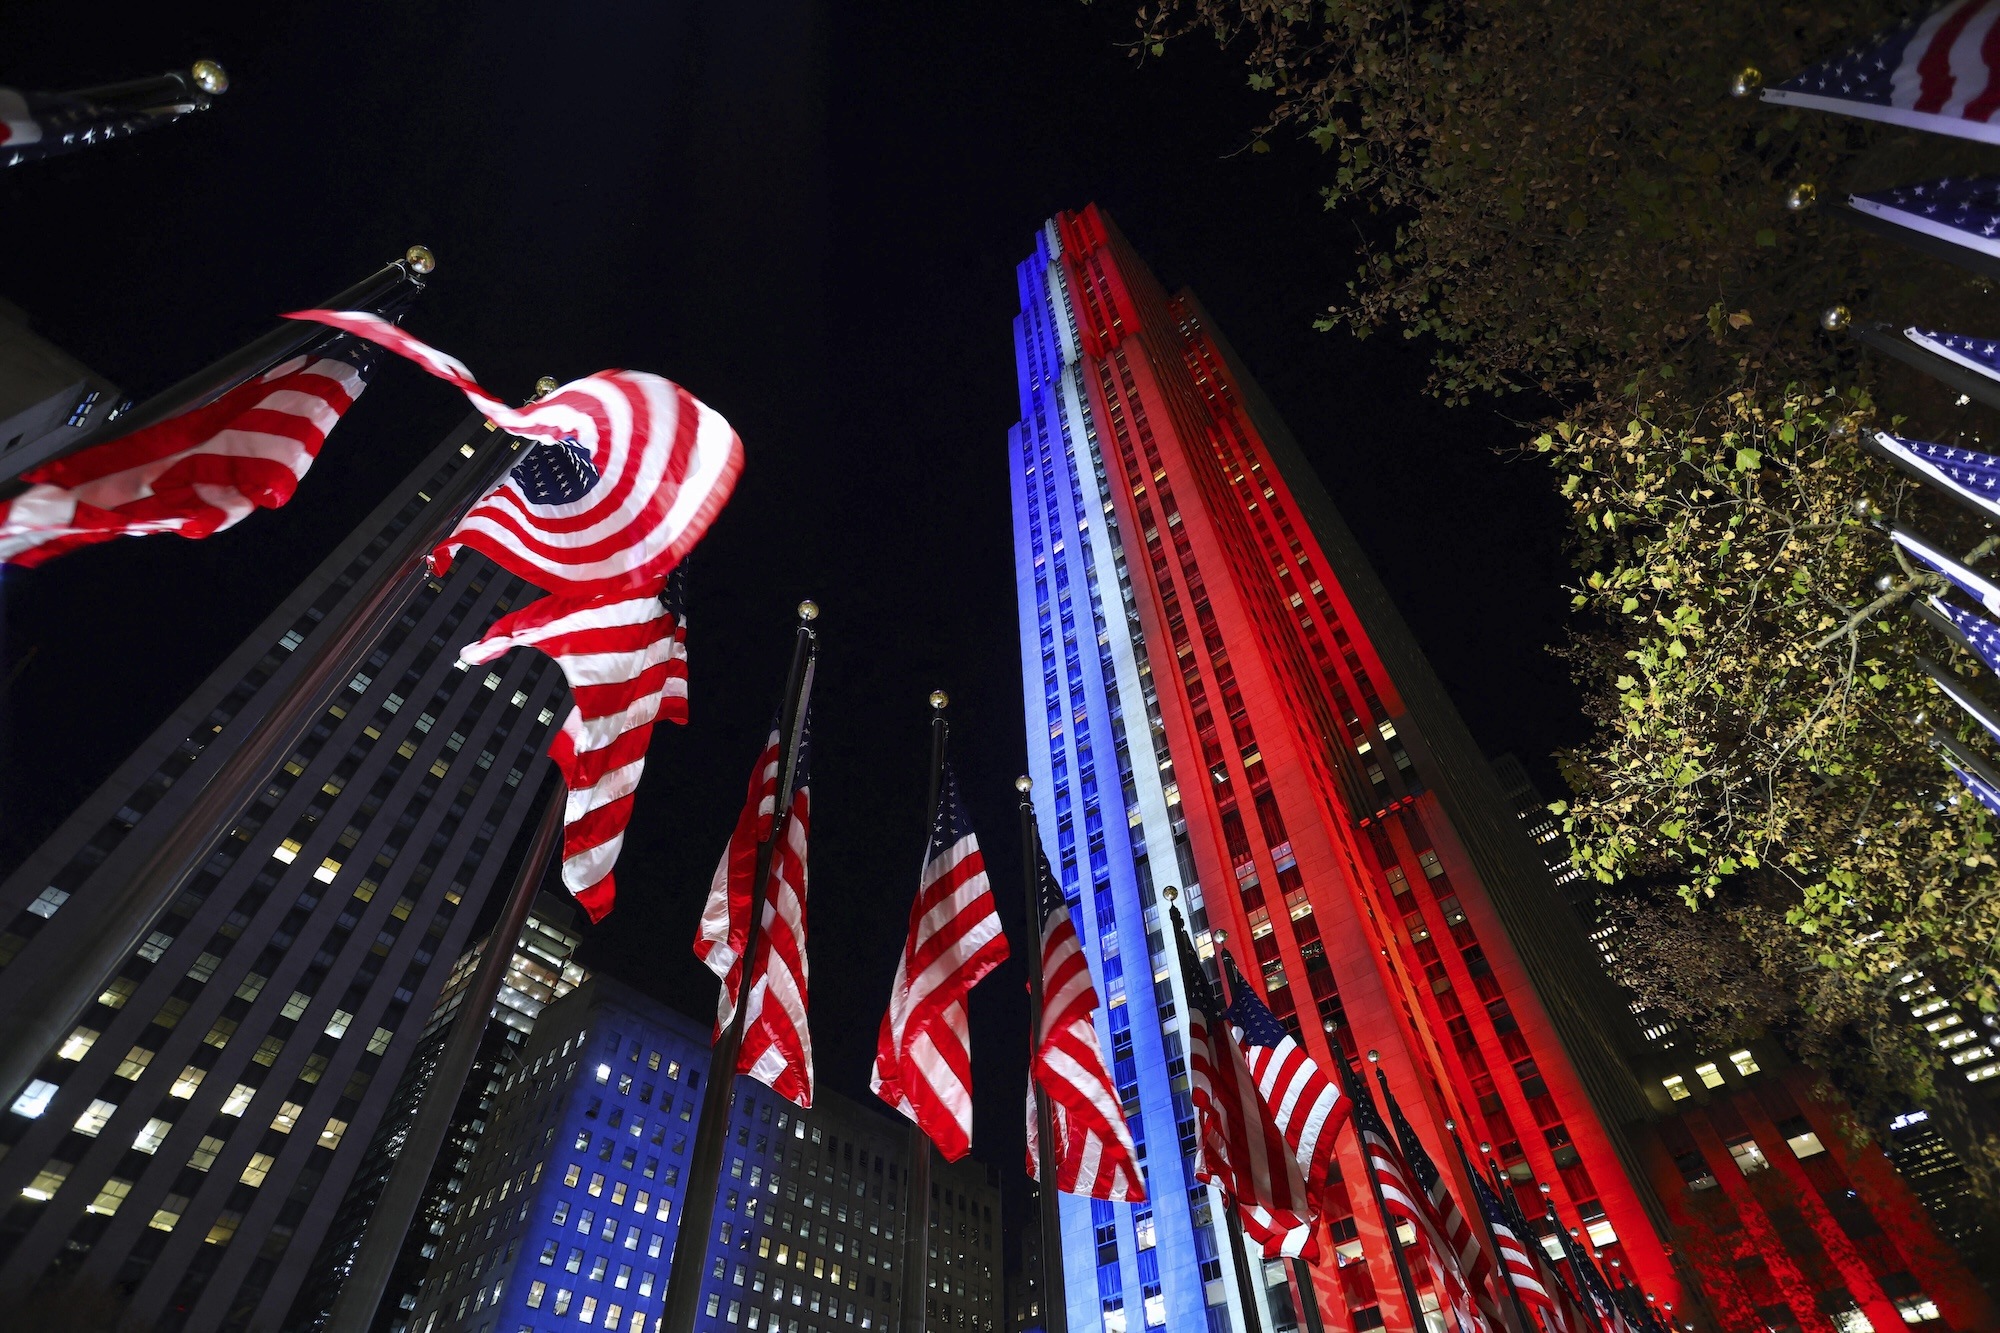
[407,975,992,1333]
[1009,218,1260,1333]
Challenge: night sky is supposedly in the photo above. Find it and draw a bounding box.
[0,0,1580,1252]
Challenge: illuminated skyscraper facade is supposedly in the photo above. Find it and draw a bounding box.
[1009,205,1995,1333]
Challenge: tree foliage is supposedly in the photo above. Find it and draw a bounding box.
[1125,0,2000,1192]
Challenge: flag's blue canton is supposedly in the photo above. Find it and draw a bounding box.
[1948,760,2000,820]
[1472,1173,1513,1230]
[1884,432,2000,496]
[660,559,689,620]
[1220,955,1289,1050]
[1933,597,2000,675]
[1035,850,1069,924]
[510,437,599,505]
[1382,1077,1447,1196]
[1911,328,2000,379]
[929,764,978,856]
[1775,16,1921,103]
[1856,177,2000,242]
[1172,909,1226,1021]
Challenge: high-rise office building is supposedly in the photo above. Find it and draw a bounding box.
[1004,1206,1044,1333]
[1007,205,1995,1333]
[289,894,587,1332]
[0,295,123,481]
[406,975,1002,1333]
[0,414,571,1330]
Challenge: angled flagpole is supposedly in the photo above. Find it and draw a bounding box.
[0,247,432,488]
[660,602,820,1333]
[1016,775,1069,1333]
[1448,1129,1533,1333]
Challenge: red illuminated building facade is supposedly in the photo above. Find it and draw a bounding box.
[1008,204,1993,1333]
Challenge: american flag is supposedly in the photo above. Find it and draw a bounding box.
[1219,953,1345,1260]
[1765,1,2000,145]
[1348,1068,1492,1333]
[1381,1074,1496,1327]
[1470,1172,1569,1328]
[870,764,1010,1161]
[1929,596,2000,674]
[1851,176,2000,261]
[285,309,742,600]
[1168,906,1308,1219]
[1025,849,1145,1201]
[1,79,217,169]
[1892,528,2000,617]
[730,711,814,1106]
[1947,755,2000,820]
[1554,1216,1638,1333]
[1870,431,2000,522]
[0,339,373,567]
[459,564,688,922]
[1905,326,2000,391]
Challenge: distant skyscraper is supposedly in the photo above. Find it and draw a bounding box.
[1008,205,1996,1333]
[0,414,570,1330]
[0,295,123,482]
[1004,1201,1044,1333]
[288,893,587,1332]
[405,976,1002,1333]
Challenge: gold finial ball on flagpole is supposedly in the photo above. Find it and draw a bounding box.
[532,376,559,400]
[1731,66,1762,97]
[1213,929,1228,944]
[1015,775,1032,794]
[1821,304,1852,332]
[929,689,949,710]
[191,60,229,94]
[1445,1118,1455,1131]
[798,600,819,622]
[1366,1049,1380,1064]
[1162,885,1178,903]
[405,245,436,275]
[1480,1142,1492,1154]
[1785,181,1817,211]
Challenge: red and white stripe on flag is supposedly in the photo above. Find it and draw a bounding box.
[460,587,687,922]
[696,725,814,1107]
[285,308,743,600]
[871,769,1009,1162]
[1360,1116,1490,1333]
[1025,868,1145,1201]
[1188,1004,1309,1217]
[0,349,367,567]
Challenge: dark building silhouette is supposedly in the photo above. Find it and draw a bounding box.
[288,895,585,1331]
[0,415,568,1329]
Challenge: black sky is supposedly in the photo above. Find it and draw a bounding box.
[0,0,1582,1246]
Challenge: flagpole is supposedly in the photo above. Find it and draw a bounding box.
[897,691,949,1333]
[324,776,566,1332]
[1223,1200,1273,1333]
[0,248,433,487]
[1016,776,1070,1333]
[1448,1129,1534,1333]
[1348,1057,1428,1333]
[660,603,820,1333]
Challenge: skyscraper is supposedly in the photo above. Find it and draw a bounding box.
[0,414,570,1330]
[405,975,1002,1333]
[1008,204,1996,1333]
[288,893,587,1332]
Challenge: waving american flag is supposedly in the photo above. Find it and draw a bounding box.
[1869,431,2000,523]
[1851,176,2000,262]
[871,765,1010,1161]
[1766,2,2000,144]
[697,706,816,1107]
[1026,849,1144,1201]
[459,564,688,922]
[1219,953,1344,1260]
[285,308,742,600]
[0,338,374,567]
[1169,905,1306,1222]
